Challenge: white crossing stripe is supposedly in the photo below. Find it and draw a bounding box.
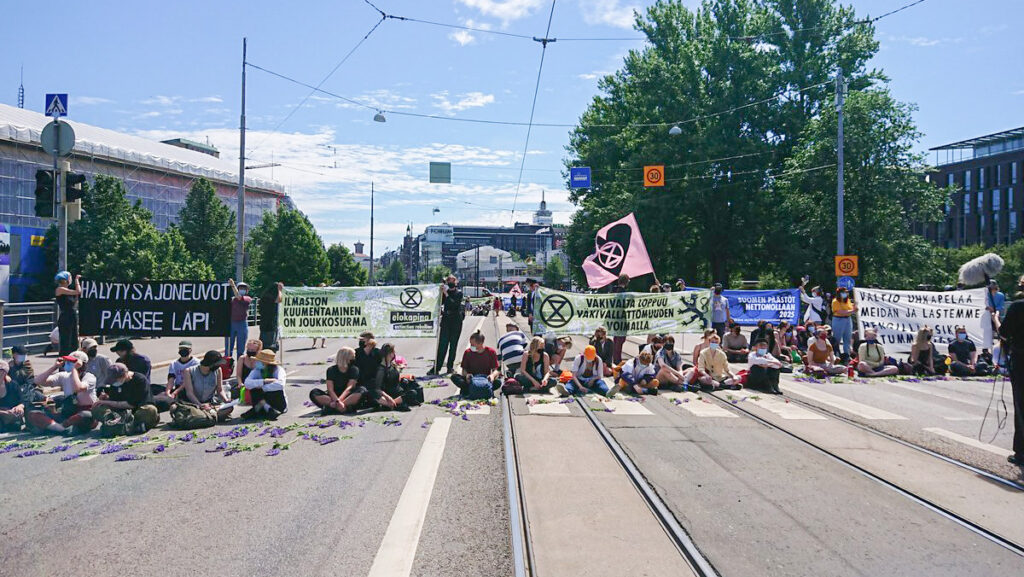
[784,381,907,420]
[661,392,737,418]
[461,404,491,415]
[744,394,827,420]
[922,427,1014,458]
[884,380,994,410]
[525,394,571,415]
[367,417,453,577]
[78,454,99,462]
[588,396,653,415]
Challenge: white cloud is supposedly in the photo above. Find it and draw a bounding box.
[1013,90,1024,96]
[190,95,224,103]
[77,96,114,105]
[577,0,642,29]
[456,0,545,24]
[141,95,180,106]
[882,34,963,48]
[431,91,496,115]
[450,30,476,45]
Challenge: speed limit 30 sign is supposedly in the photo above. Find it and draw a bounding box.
[835,255,859,277]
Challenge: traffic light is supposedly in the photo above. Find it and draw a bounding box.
[65,172,86,203]
[34,170,54,218]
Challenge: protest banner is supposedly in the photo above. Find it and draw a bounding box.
[856,287,992,354]
[79,280,232,336]
[725,289,799,326]
[280,285,440,338]
[532,287,711,337]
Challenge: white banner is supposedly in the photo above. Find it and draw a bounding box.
[855,288,993,354]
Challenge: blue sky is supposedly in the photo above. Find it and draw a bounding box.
[3,0,1022,255]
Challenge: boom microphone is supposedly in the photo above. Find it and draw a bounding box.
[957,253,1004,287]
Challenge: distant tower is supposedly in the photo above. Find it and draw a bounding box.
[354,241,365,255]
[533,189,553,226]
[17,65,24,109]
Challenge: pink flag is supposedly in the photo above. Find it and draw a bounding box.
[581,213,655,289]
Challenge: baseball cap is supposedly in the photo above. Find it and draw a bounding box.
[110,339,134,353]
[583,345,597,361]
[61,351,88,366]
[11,344,28,356]
[107,363,128,381]
[80,338,98,350]
[178,340,193,348]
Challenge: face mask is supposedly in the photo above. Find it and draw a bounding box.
[838,292,848,299]
[866,339,877,345]
[709,343,720,351]
[956,333,966,341]
[245,350,257,357]
[14,354,26,364]
[239,289,248,296]
[86,348,97,359]
[179,348,191,358]
[714,289,722,295]
[470,345,480,353]
[755,349,767,357]
[447,282,456,288]
[664,343,674,351]
[358,339,366,348]
[63,362,76,372]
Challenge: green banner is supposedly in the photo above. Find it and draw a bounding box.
[532,287,712,337]
[280,285,440,338]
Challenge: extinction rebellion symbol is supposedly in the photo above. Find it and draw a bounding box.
[400,287,423,309]
[539,294,574,329]
[596,241,625,270]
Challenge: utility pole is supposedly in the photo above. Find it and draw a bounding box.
[475,245,480,290]
[369,181,375,285]
[498,253,503,292]
[235,37,247,281]
[836,67,846,258]
[56,155,66,272]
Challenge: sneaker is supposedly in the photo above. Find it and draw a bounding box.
[61,428,77,438]
[632,384,645,396]
[606,382,622,398]
[1009,454,1023,466]
[395,404,412,413]
[265,408,281,421]
[723,382,742,391]
[555,383,569,397]
[240,407,259,420]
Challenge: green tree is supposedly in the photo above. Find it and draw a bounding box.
[384,259,406,285]
[543,257,566,288]
[254,209,330,286]
[178,177,236,279]
[565,0,880,286]
[770,89,947,289]
[243,209,278,288]
[419,265,451,283]
[326,243,368,287]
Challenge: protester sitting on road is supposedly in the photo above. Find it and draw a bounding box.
[589,326,615,376]
[92,363,160,433]
[619,350,660,395]
[497,321,528,377]
[545,335,573,372]
[991,342,1009,376]
[54,271,81,357]
[237,338,263,385]
[180,351,233,421]
[226,279,253,359]
[560,345,618,397]
[0,348,36,432]
[909,327,940,375]
[948,325,990,377]
[776,321,797,362]
[697,334,739,391]
[26,352,97,436]
[831,288,856,361]
[373,344,416,412]
[796,324,812,352]
[654,336,694,391]
[241,349,288,420]
[856,329,899,378]
[452,331,502,395]
[311,347,361,415]
[723,325,749,363]
[748,339,783,394]
[79,338,111,387]
[641,334,666,357]
[111,339,152,381]
[806,329,845,376]
[749,321,780,358]
[355,332,382,389]
[692,328,717,367]
[516,337,556,392]
[158,340,199,411]
[711,284,731,336]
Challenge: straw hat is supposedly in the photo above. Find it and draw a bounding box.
[255,349,279,365]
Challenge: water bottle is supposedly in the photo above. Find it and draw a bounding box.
[847,361,856,378]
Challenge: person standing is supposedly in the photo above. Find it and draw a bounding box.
[432,275,464,375]
[711,283,731,336]
[997,279,1024,466]
[525,278,540,333]
[54,271,81,357]
[611,274,629,364]
[799,277,825,325]
[831,288,856,361]
[258,282,284,351]
[226,279,252,360]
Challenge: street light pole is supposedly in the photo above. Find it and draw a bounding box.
[836,67,845,258]
[369,181,375,285]
[235,37,247,282]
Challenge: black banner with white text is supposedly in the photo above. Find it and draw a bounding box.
[79,280,232,336]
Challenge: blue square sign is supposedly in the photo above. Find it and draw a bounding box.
[45,94,68,117]
[570,166,591,188]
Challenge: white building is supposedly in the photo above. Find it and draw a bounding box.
[454,246,528,286]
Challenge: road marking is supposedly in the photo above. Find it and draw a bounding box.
[472,315,486,334]
[367,416,452,577]
[588,396,653,415]
[942,416,984,421]
[923,427,1013,458]
[79,454,99,462]
[784,381,907,420]
[884,380,993,409]
[524,394,571,414]
[661,392,737,418]
[744,394,827,420]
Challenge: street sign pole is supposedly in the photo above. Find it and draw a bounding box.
[53,120,66,272]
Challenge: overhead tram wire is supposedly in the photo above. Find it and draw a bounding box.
[510,0,558,223]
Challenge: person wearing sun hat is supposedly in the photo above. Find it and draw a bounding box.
[562,344,618,398]
[241,349,288,420]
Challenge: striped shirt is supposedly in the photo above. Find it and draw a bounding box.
[497,331,528,364]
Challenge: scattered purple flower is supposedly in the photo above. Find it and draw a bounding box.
[266,448,281,457]
[318,436,339,445]
[100,444,127,455]
[48,444,71,454]
[61,453,81,462]
[15,449,44,458]
[152,444,166,454]
[115,453,145,462]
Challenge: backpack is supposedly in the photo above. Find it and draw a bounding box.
[170,402,217,430]
[463,375,494,400]
[501,378,524,395]
[100,409,134,438]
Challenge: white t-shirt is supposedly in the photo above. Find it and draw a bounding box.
[802,292,824,323]
[47,370,98,402]
[168,357,200,387]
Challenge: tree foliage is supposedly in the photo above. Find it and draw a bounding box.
[178,177,236,279]
[419,265,451,283]
[383,259,406,285]
[543,257,567,288]
[248,209,330,288]
[327,243,368,287]
[564,0,928,288]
